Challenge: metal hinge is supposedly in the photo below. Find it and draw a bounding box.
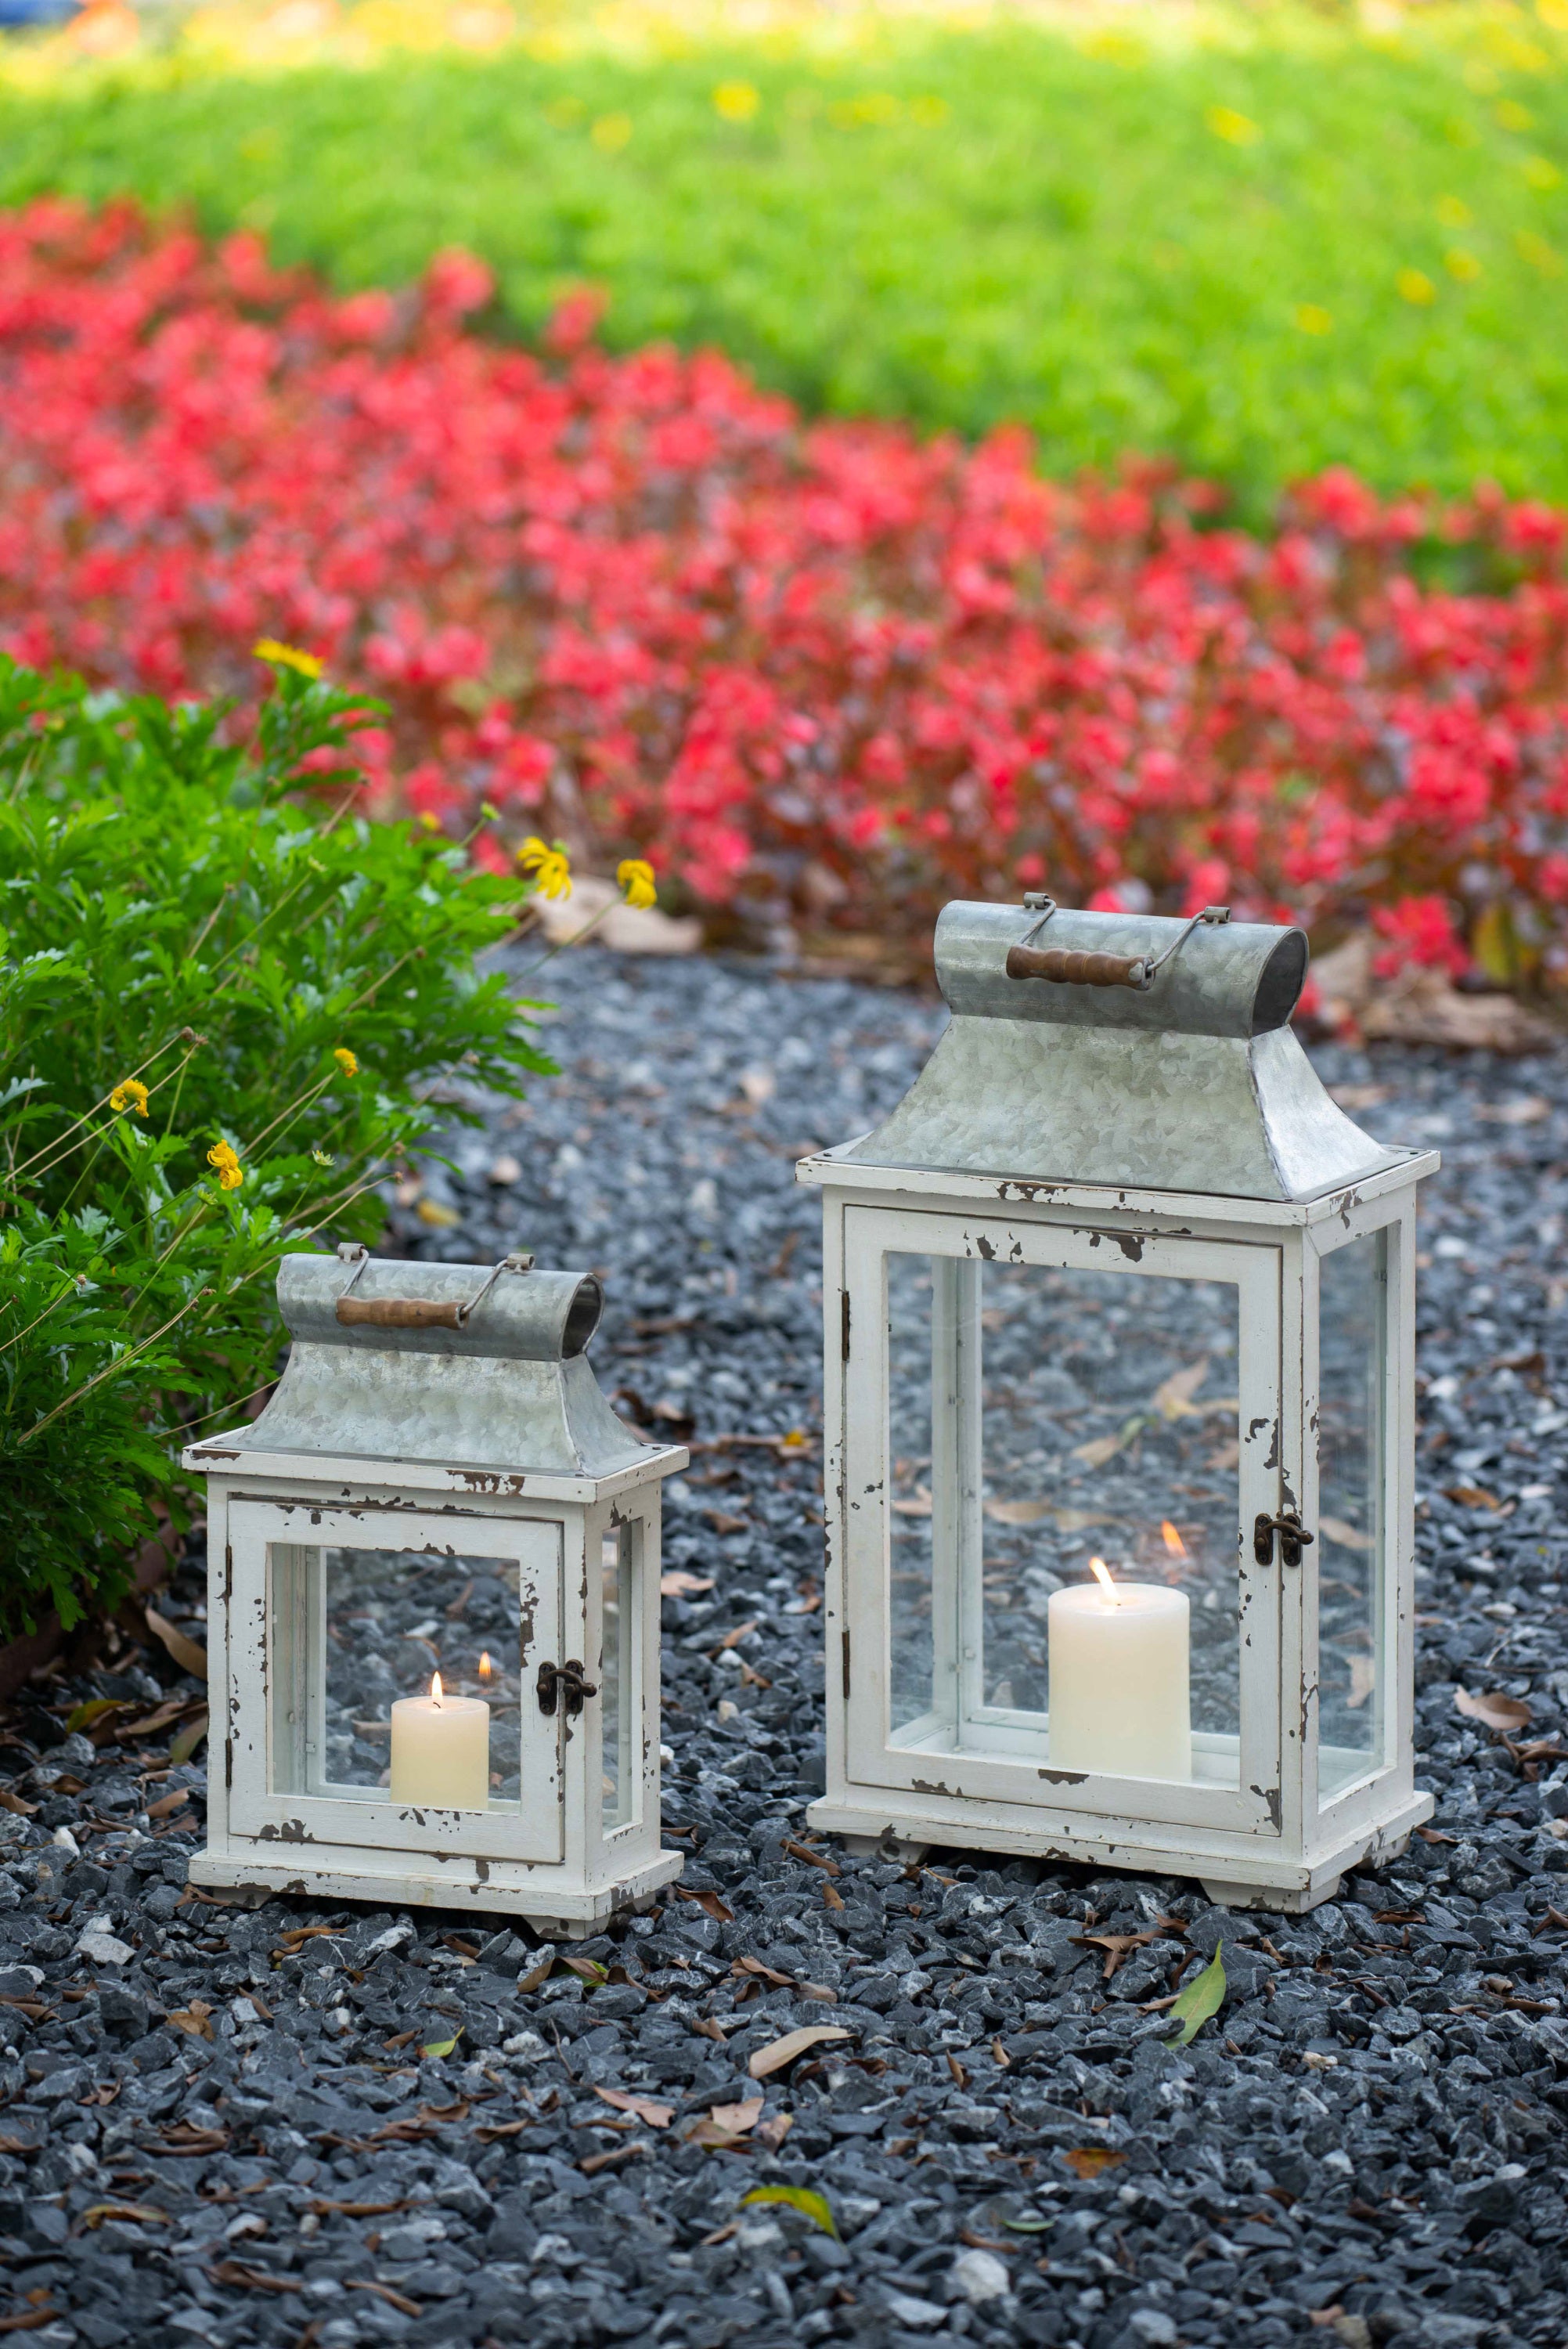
[536,1658,598,1718]
[1253,1510,1314,1568]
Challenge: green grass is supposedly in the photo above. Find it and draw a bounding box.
[4,8,1568,509]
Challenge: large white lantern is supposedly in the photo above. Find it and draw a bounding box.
[799,899,1437,1912]
[183,1249,685,1935]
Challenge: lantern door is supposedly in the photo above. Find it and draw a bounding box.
[842,1205,1285,1836]
[1304,1202,1411,1831]
[227,1499,564,1864]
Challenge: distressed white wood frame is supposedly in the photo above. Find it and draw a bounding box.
[189,1444,683,1931]
[803,1156,1434,1910]
[1302,1191,1419,1849]
[841,1203,1282,1835]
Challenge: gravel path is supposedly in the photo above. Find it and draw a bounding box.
[7,950,1568,2349]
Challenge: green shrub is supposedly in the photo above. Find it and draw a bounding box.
[0,653,550,1636]
[3,9,1568,507]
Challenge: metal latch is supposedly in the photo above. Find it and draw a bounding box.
[536,1658,598,1718]
[1253,1510,1314,1568]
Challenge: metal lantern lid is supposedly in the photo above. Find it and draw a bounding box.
[840,899,1413,1203]
[227,1248,651,1478]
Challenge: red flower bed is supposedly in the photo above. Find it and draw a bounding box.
[3,197,1568,983]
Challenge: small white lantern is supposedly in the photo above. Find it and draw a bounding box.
[184,1249,685,1935]
[800,898,1438,1913]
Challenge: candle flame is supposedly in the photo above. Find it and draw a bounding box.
[478,1651,493,1680]
[431,1671,442,1705]
[1088,1556,1119,1607]
[1161,1519,1188,1558]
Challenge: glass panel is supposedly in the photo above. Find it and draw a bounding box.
[601,1524,636,1830]
[269,1546,523,1808]
[888,1251,1242,1787]
[1317,1232,1386,1801]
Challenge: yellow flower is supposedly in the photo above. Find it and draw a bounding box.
[1516,227,1563,272]
[909,95,949,128]
[312,1149,335,1167]
[517,835,572,900]
[591,113,633,152]
[1397,268,1437,305]
[109,1078,149,1117]
[712,80,759,123]
[1524,153,1562,190]
[1206,104,1260,146]
[207,1140,243,1191]
[1445,247,1482,282]
[1292,304,1333,336]
[419,811,442,833]
[252,638,324,680]
[1436,194,1472,229]
[333,1047,359,1078]
[617,857,658,910]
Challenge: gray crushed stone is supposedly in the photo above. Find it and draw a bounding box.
[6,947,1568,2349]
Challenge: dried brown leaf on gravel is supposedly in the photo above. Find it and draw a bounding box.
[595,2087,673,2129]
[748,2026,852,2080]
[1455,1687,1532,1734]
[144,1606,208,1680]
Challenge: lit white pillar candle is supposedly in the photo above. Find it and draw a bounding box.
[1047,1559,1191,1781]
[390,1673,490,1809]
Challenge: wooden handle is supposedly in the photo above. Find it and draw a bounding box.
[1006,944,1146,989]
[336,1297,464,1330]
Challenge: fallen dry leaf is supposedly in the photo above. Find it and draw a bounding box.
[165,2002,214,2041]
[594,2087,673,2130]
[1445,1485,1503,1512]
[754,2111,794,2151]
[710,2096,764,2134]
[1062,2148,1126,2180]
[1455,1687,1532,1735]
[660,1572,715,1597]
[1346,1656,1378,1710]
[578,2141,648,2177]
[1152,1359,1210,1420]
[82,2202,170,2229]
[1071,1930,1159,1981]
[982,1497,1052,1526]
[144,1605,208,1681]
[748,2025,852,2080]
[782,1838,840,1875]
[675,1886,735,1925]
[733,1955,795,1989]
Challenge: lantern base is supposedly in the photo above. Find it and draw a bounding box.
[188,1845,683,1937]
[807,1787,1433,1916]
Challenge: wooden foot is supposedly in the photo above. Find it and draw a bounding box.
[1200,1875,1342,1914]
[840,1833,928,1863]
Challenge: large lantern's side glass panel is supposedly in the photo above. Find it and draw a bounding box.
[888,1254,954,1748]
[1317,1232,1387,1801]
[268,1546,523,1809]
[885,1253,1242,1788]
[601,1523,636,1831]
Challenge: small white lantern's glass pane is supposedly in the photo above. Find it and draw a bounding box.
[270,1546,524,1808]
[888,1252,1242,1787]
[601,1525,636,1831]
[1317,1231,1387,1802]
